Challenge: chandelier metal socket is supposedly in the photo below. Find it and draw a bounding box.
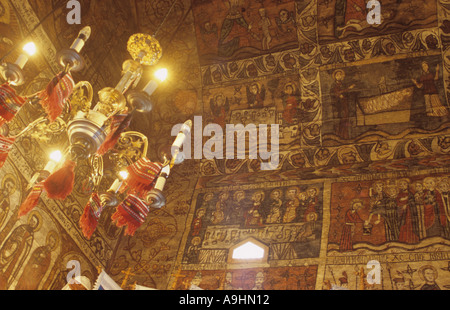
[0,63,25,86]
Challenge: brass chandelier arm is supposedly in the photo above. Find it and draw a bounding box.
[12,117,58,140]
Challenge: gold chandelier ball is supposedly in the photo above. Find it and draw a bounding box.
[127,34,163,66]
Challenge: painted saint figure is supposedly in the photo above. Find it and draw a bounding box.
[0,174,16,229]
[275,9,296,40]
[218,0,253,57]
[419,265,440,290]
[246,83,266,108]
[226,190,247,224]
[339,199,365,252]
[413,182,428,241]
[211,192,229,225]
[0,212,41,289]
[438,179,450,238]
[245,191,265,227]
[367,181,386,226]
[412,62,449,117]
[191,208,206,237]
[282,187,300,223]
[422,177,447,238]
[304,187,319,222]
[258,8,272,51]
[383,184,401,242]
[210,94,230,128]
[282,82,301,125]
[15,231,58,290]
[330,69,355,139]
[396,179,419,244]
[266,189,283,224]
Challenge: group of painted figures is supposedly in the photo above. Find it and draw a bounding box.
[340,177,450,252]
[192,186,322,236]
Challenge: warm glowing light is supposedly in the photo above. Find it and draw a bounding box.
[119,171,129,180]
[23,42,37,56]
[232,242,265,260]
[154,68,168,82]
[49,150,63,163]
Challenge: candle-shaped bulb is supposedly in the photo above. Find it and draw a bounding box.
[15,42,37,69]
[78,26,91,41]
[143,80,158,96]
[154,165,170,192]
[172,120,192,149]
[71,26,92,53]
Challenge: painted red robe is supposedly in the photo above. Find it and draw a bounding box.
[423,190,447,236]
[345,0,366,24]
[283,96,299,124]
[339,209,363,252]
[397,191,419,244]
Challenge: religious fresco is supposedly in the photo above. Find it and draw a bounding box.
[328,174,450,253]
[192,0,299,66]
[180,181,324,268]
[203,73,304,129]
[317,0,438,44]
[321,54,449,141]
[172,265,317,290]
[322,261,450,290]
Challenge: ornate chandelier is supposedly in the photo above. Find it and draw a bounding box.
[0,26,192,239]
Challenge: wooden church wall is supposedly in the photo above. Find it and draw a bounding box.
[3,0,450,290]
[126,0,450,290]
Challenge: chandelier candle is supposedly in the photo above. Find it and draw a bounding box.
[171,120,192,165]
[154,165,170,192]
[70,26,91,53]
[44,151,63,173]
[142,68,168,96]
[14,42,37,69]
[109,171,129,193]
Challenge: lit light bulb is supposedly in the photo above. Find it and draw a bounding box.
[119,170,129,180]
[23,42,37,56]
[14,42,37,69]
[143,68,168,96]
[49,150,63,163]
[44,150,63,173]
[154,68,168,82]
[109,170,129,193]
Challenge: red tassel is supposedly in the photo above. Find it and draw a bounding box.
[80,193,102,239]
[96,113,132,156]
[0,135,15,168]
[125,158,162,194]
[43,159,76,200]
[111,194,149,236]
[38,72,75,122]
[0,83,27,124]
[18,182,44,218]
